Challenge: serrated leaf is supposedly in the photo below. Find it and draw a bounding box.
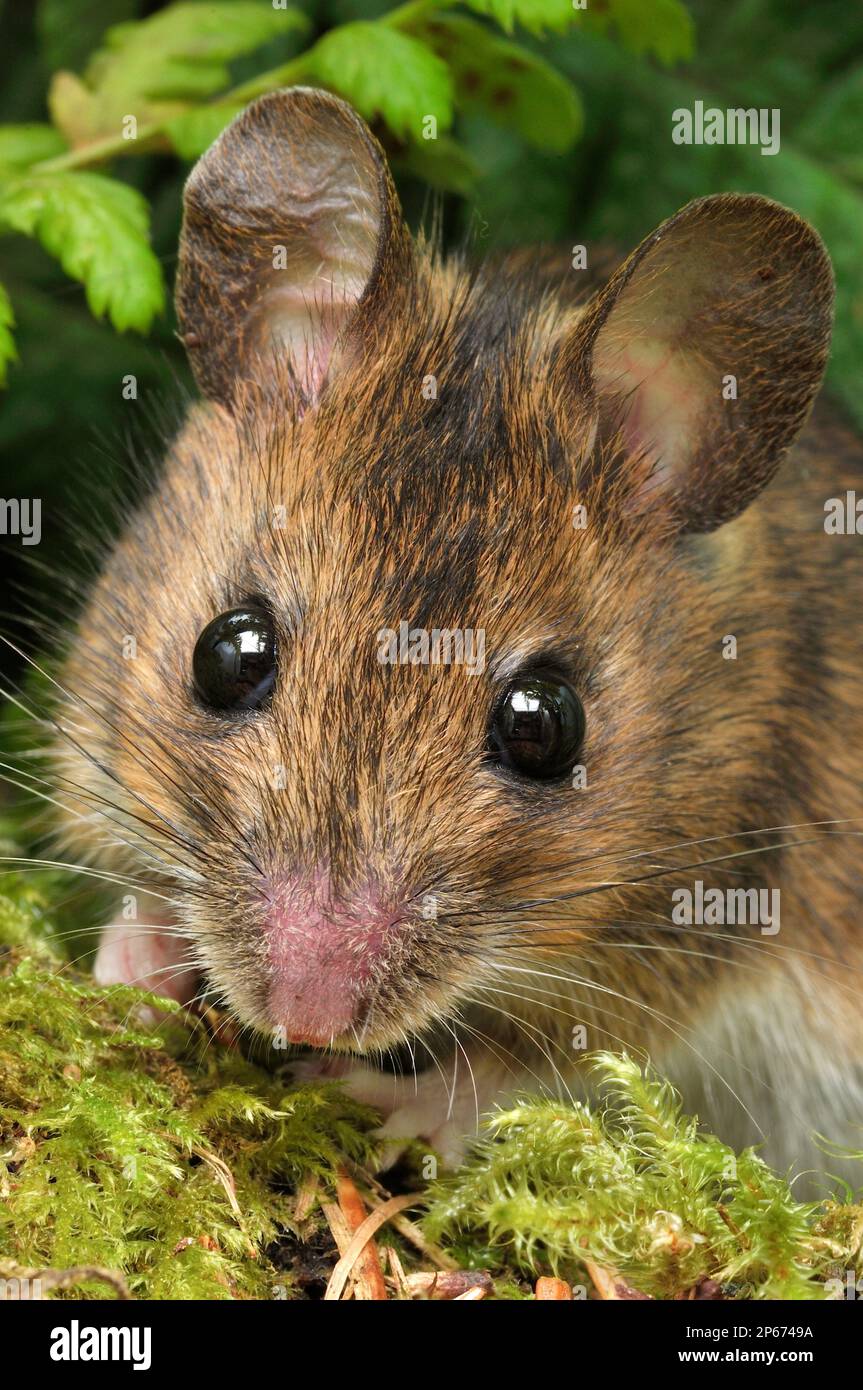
[92,2,307,101]
[0,172,164,332]
[459,0,693,56]
[0,124,68,172]
[0,283,17,387]
[47,72,101,150]
[164,102,245,160]
[52,1,307,146]
[305,24,454,140]
[462,0,584,38]
[412,15,582,152]
[586,0,694,66]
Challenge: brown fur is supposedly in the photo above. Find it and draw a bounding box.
[51,89,863,1178]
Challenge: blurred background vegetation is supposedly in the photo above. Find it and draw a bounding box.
[1,0,862,680]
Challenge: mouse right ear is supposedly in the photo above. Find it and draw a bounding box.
[555,193,834,532]
[175,86,414,409]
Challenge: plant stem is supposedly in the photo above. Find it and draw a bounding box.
[34,123,165,174]
[30,3,459,176]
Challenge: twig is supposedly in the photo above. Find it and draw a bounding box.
[335,1169,387,1301]
[586,1261,652,1300]
[387,1211,458,1271]
[386,1245,412,1300]
[405,1270,495,1300]
[293,1173,320,1226]
[349,1164,456,1271]
[321,1201,354,1255]
[0,1262,131,1300]
[324,1193,422,1301]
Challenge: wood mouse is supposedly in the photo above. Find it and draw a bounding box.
[49,87,863,1179]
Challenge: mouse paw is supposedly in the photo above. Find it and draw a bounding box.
[289,1052,516,1169]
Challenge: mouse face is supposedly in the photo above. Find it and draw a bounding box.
[56,88,833,1064]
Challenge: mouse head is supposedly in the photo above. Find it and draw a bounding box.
[62,88,833,1054]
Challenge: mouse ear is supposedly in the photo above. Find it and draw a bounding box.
[175,86,414,408]
[558,194,834,531]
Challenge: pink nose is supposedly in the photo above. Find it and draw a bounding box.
[263,875,402,1046]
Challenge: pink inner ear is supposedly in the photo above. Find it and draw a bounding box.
[594,333,709,497]
[242,162,383,404]
[251,286,356,401]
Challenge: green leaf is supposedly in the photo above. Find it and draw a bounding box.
[0,283,17,388]
[92,1,307,100]
[459,0,694,57]
[0,125,68,172]
[164,102,246,160]
[585,0,695,65]
[0,172,164,332]
[462,0,585,38]
[412,15,582,152]
[305,23,454,139]
[51,1,307,144]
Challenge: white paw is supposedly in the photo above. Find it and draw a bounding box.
[289,1052,514,1169]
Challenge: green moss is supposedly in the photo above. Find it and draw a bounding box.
[0,869,379,1300]
[2,858,862,1300]
[423,1054,863,1299]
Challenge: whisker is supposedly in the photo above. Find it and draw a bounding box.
[483,960,764,1137]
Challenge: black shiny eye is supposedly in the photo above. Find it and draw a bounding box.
[192,607,277,712]
[488,671,585,780]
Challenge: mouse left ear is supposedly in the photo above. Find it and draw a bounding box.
[175,86,414,408]
[556,193,834,531]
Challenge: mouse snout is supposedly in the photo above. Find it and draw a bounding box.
[261,876,404,1047]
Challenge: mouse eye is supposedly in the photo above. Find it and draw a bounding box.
[488,672,585,780]
[192,607,277,712]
